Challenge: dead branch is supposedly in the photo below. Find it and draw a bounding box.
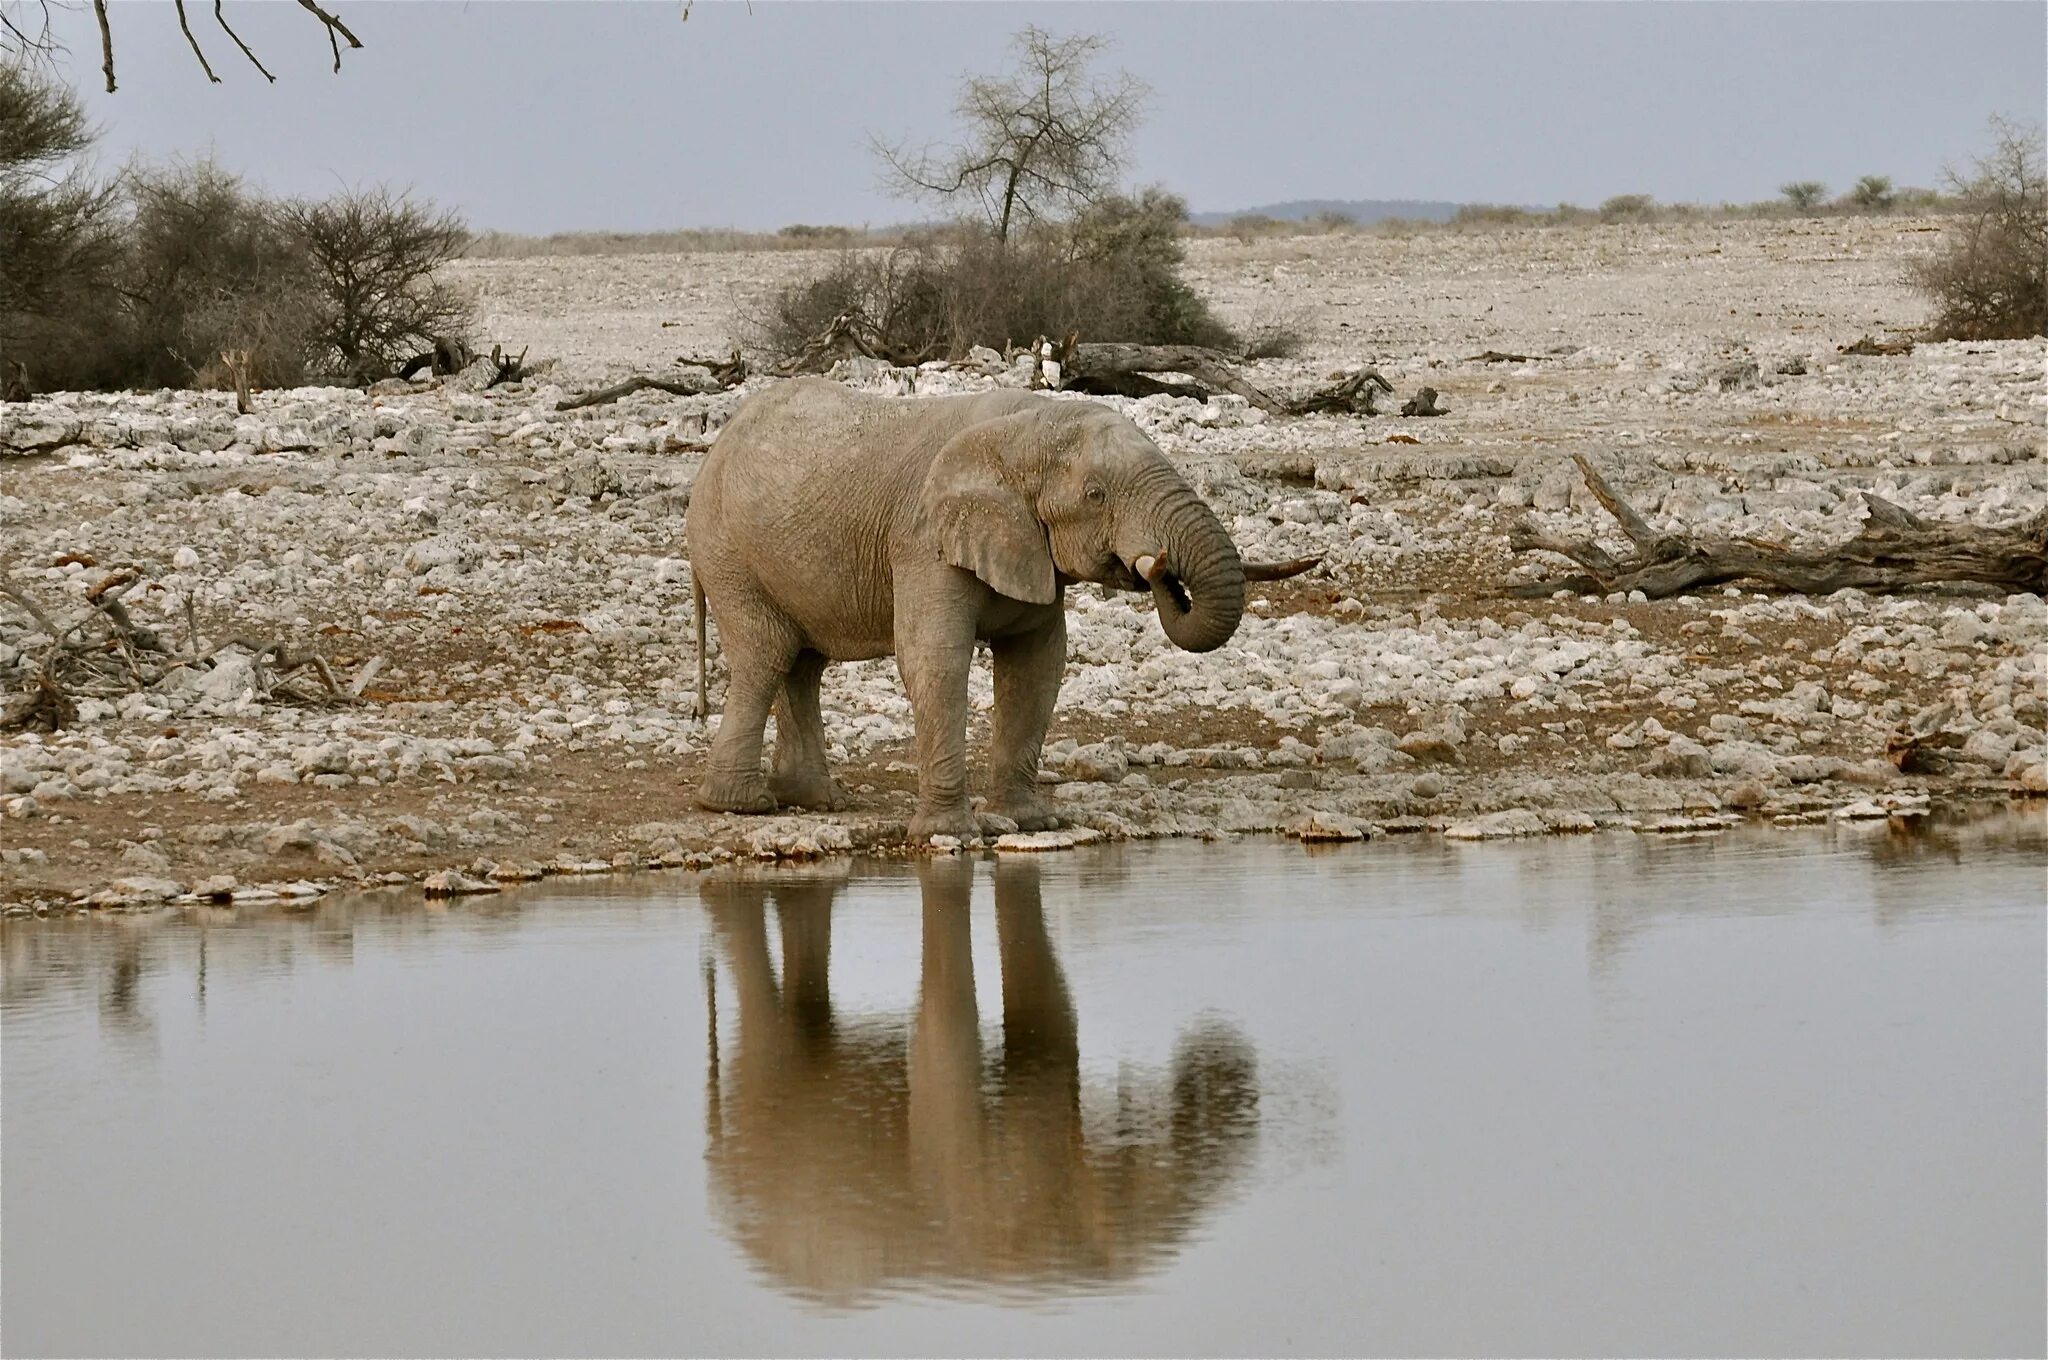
[557,356,744,411]
[1508,454,2048,599]
[1061,344,1289,414]
[397,336,472,381]
[1,568,356,724]
[85,0,357,92]
[679,349,748,388]
[1400,387,1448,417]
[173,0,220,82]
[214,0,276,81]
[1840,335,1914,357]
[772,310,937,376]
[1467,350,1540,364]
[1284,368,1394,417]
[1059,345,1399,418]
[221,348,252,413]
[484,343,530,389]
[90,0,114,91]
[295,0,362,72]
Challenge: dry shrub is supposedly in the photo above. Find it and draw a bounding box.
[1913,119,2047,340]
[1598,193,1657,223]
[122,160,317,389]
[0,64,125,394]
[277,186,471,383]
[3,69,474,397]
[756,188,1241,363]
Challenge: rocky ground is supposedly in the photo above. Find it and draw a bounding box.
[3,215,2044,912]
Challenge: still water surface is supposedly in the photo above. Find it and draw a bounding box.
[4,819,2043,1357]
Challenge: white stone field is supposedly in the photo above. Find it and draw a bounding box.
[2,214,2043,909]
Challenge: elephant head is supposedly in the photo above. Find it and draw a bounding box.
[917,401,1259,652]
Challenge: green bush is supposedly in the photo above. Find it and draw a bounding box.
[1780,181,1827,213]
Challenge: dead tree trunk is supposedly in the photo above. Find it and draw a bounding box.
[555,353,746,411]
[1061,344,1290,413]
[1508,454,2048,598]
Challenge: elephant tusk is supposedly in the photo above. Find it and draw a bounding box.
[1243,555,1323,582]
[1134,554,1167,584]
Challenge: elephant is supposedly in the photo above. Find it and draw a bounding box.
[686,378,1315,842]
[699,859,1260,1303]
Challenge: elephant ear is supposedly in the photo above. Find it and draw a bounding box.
[916,413,1058,605]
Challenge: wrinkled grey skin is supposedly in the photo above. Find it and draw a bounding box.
[686,378,1247,841]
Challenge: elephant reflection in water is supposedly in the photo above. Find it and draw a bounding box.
[701,858,1258,1303]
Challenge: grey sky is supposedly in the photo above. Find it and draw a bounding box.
[46,1,2048,232]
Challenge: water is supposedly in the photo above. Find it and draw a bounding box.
[4,817,2043,1358]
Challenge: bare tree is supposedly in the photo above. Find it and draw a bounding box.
[275,186,472,384]
[1913,116,2046,340]
[874,26,1148,242]
[1,0,361,91]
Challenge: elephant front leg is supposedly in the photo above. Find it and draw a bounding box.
[986,614,1065,832]
[896,595,980,844]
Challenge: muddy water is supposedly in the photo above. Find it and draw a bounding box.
[4,817,2043,1358]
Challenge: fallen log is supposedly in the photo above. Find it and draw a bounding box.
[1063,343,1290,414]
[1060,345,1397,418]
[1284,368,1394,416]
[1508,454,2048,599]
[556,352,746,412]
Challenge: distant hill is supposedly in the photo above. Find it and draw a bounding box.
[1188,198,1467,226]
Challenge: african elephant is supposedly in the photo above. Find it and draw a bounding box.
[700,860,1259,1303]
[686,378,1310,841]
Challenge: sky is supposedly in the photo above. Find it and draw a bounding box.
[33,0,2048,233]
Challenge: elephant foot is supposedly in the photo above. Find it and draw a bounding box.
[909,803,981,845]
[985,793,1061,833]
[769,771,849,811]
[697,769,776,815]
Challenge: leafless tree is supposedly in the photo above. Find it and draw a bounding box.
[874,26,1147,242]
[0,0,361,92]
[1913,116,2047,340]
[275,186,471,383]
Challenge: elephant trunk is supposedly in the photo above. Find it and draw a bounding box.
[1129,476,1246,654]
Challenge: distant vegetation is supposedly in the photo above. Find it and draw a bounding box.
[465,224,902,258]
[2,65,471,396]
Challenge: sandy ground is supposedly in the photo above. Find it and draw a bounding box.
[3,215,2044,912]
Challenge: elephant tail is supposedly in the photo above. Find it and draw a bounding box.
[693,575,710,720]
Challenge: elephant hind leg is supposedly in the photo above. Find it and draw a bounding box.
[698,601,797,815]
[769,650,848,811]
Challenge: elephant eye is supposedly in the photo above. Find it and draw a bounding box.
[1085,485,1107,505]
